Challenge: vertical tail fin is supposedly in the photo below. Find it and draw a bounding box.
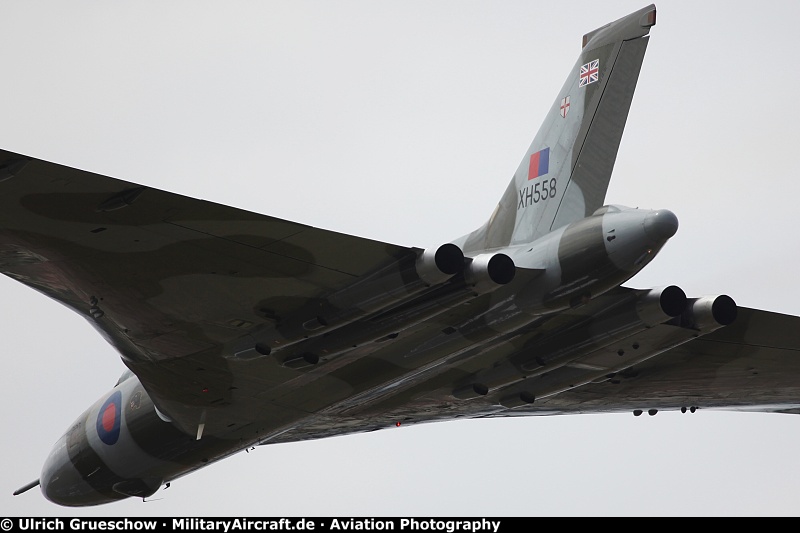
[458,5,656,253]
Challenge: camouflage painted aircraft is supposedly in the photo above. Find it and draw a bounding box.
[6,4,800,506]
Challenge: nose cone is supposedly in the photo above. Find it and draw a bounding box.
[643,209,679,241]
[41,434,122,506]
[41,454,92,506]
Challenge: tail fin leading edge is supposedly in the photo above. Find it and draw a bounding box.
[459,4,656,253]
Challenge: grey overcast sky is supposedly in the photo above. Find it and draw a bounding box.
[2,0,800,517]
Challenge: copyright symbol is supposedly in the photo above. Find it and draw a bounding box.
[1,518,13,532]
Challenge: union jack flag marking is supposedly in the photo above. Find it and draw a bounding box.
[579,59,599,87]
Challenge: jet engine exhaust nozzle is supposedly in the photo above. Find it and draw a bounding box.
[416,243,465,285]
[465,253,516,293]
[636,285,687,326]
[682,294,738,330]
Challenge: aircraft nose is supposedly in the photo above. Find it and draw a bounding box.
[643,209,679,241]
[40,435,119,506]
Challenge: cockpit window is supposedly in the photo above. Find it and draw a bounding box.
[592,205,623,216]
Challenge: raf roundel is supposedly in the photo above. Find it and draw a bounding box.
[95,391,122,445]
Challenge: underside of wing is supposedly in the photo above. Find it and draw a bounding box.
[525,307,800,415]
[259,297,800,445]
[0,149,412,355]
[0,149,418,426]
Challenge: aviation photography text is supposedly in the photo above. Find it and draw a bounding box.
[4,519,505,533]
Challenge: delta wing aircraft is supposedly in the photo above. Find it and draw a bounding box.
[6,4,800,506]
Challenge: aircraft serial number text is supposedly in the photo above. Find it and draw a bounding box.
[518,178,557,209]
